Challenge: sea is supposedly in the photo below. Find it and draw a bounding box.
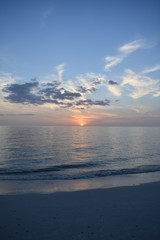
[0,126,160,194]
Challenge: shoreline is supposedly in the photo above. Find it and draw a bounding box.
[0,171,160,195]
[0,181,160,240]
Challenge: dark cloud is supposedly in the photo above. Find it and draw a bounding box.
[92,78,103,85]
[75,99,110,107]
[3,81,82,106]
[108,80,118,85]
[41,87,81,100]
[4,81,44,104]
[3,76,110,109]
[4,81,39,94]
[77,86,96,93]
[76,77,105,94]
[58,99,110,109]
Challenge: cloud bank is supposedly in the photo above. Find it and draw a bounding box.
[2,67,110,109]
[1,39,159,111]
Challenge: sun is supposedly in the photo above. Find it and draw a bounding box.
[80,123,84,126]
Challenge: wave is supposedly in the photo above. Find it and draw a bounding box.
[0,161,98,175]
[0,164,160,180]
[83,165,160,179]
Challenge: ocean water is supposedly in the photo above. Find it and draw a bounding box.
[0,126,160,182]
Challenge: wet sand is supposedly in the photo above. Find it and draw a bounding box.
[0,181,160,240]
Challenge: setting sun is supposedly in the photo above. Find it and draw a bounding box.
[80,123,84,126]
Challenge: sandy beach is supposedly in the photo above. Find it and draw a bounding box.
[0,181,160,240]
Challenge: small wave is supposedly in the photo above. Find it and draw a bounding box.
[39,165,160,180]
[0,161,98,175]
[85,165,160,179]
[0,164,160,181]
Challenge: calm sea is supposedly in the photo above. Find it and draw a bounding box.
[0,126,160,182]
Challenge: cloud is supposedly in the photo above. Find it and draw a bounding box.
[105,39,147,71]
[56,64,65,83]
[75,73,106,94]
[1,39,159,112]
[0,72,16,97]
[75,99,110,107]
[153,91,160,97]
[108,85,121,97]
[4,80,80,106]
[118,40,146,54]
[133,105,149,114]
[41,86,82,100]
[2,68,110,110]
[121,69,159,99]
[107,80,121,97]
[142,65,160,74]
[108,80,118,85]
[4,81,43,104]
[105,56,122,70]
[0,113,34,116]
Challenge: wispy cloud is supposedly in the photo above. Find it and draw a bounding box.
[108,85,121,97]
[105,39,147,71]
[56,64,65,83]
[142,65,160,74]
[153,91,160,97]
[118,40,146,54]
[75,73,106,93]
[105,56,122,70]
[121,69,160,99]
[132,105,149,114]
[107,79,121,96]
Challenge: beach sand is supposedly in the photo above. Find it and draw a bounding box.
[0,181,160,240]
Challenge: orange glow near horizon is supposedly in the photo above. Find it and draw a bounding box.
[78,119,87,126]
[72,115,88,126]
[72,113,101,126]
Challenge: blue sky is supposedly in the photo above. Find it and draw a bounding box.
[0,0,160,126]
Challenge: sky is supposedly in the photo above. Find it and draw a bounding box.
[0,0,160,126]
